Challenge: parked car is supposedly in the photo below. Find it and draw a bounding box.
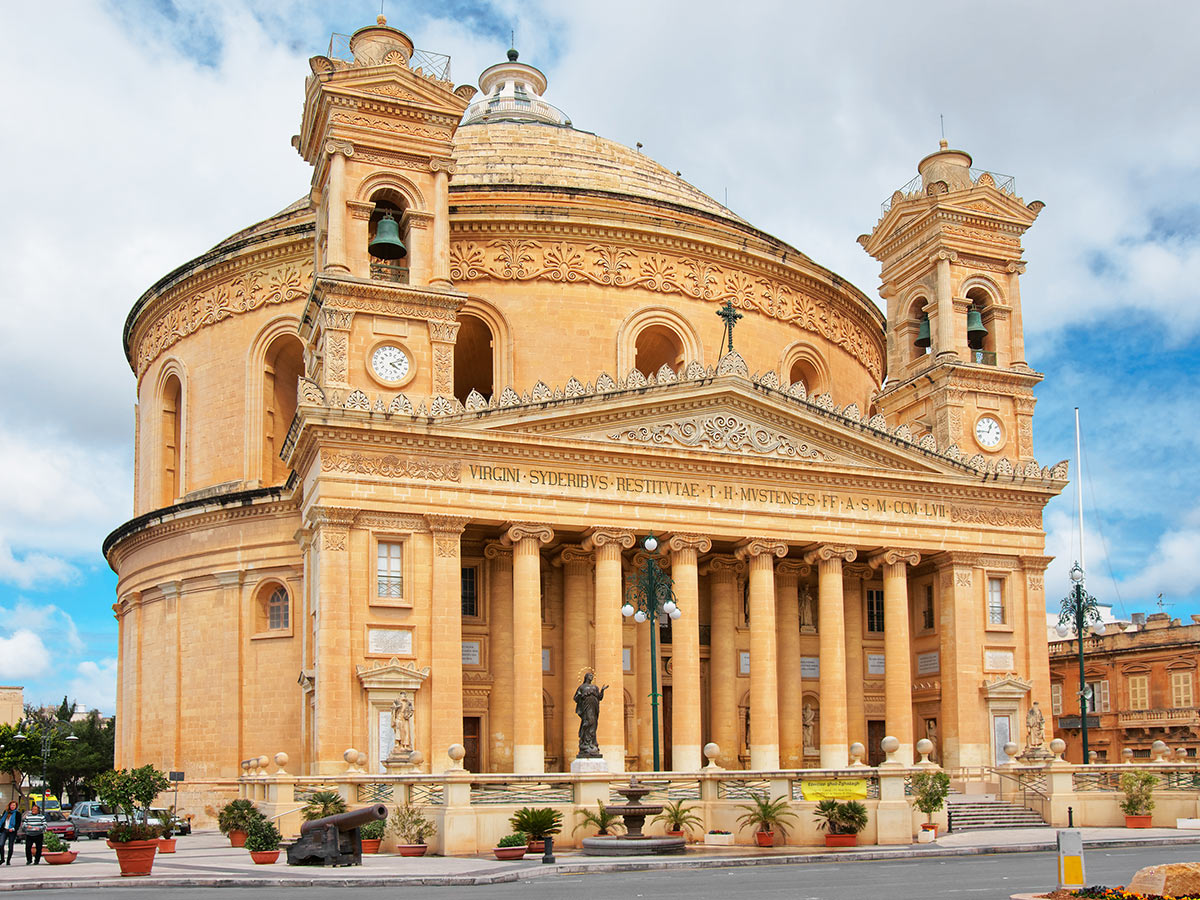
[69,801,116,839]
[42,811,76,841]
[149,808,191,836]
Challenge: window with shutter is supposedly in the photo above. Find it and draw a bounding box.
[1100,680,1110,712]
[1171,671,1193,708]
[1051,683,1062,716]
[1128,675,1149,711]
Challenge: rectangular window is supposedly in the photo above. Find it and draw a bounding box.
[866,590,885,633]
[1128,674,1149,710]
[1051,683,1062,716]
[377,541,403,598]
[922,585,935,631]
[987,577,1006,625]
[1172,671,1194,708]
[1082,679,1111,713]
[461,566,478,618]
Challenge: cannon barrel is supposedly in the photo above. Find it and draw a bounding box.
[299,803,388,835]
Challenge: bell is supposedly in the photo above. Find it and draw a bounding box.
[914,314,931,349]
[966,307,988,348]
[369,214,407,260]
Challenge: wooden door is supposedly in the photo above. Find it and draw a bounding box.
[462,716,481,773]
[867,720,886,766]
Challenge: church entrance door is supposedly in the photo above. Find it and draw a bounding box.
[867,720,885,766]
[462,716,481,772]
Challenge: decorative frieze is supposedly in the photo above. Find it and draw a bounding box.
[322,451,461,482]
[608,415,834,461]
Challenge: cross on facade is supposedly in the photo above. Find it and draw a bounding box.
[716,299,743,353]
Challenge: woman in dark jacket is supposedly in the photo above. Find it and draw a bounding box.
[0,802,20,865]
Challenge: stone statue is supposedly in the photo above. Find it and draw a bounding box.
[925,718,939,763]
[1025,701,1045,750]
[802,702,818,749]
[390,693,414,754]
[573,672,608,759]
[799,588,815,630]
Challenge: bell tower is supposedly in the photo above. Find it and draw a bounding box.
[294,16,475,400]
[859,142,1046,463]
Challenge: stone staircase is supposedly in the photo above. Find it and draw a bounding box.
[946,797,1048,831]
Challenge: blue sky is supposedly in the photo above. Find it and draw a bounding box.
[1,0,1197,712]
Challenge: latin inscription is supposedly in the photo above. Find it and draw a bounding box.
[917,651,940,675]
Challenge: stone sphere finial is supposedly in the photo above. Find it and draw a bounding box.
[1049,738,1066,760]
[241,759,251,773]
[1003,742,1018,761]
[257,755,269,770]
[344,748,359,770]
[880,735,900,764]
[356,750,368,768]
[849,742,866,766]
[703,742,720,765]
[409,750,425,767]
[447,743,467,769]
[916,738,934,763]
[274,752,289,774]
[1122,747,1134,763]
[1152,740,1168,762]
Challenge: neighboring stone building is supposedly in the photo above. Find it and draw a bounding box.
[1050,612,1200,763]
[104,16,1066,801]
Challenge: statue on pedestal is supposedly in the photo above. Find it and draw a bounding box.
[1025,701,1045,750]
[390,692,414,756]
[799,588,816,632]
[574,672,608,759]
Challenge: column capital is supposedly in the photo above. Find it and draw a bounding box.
[483,541,512,569]
[306,505,359,529]
[735,537,788,561]
[425,513,470,534]
[803,544,857,565]
[581,528,635,552]
[427,320,461,344]
[554,546,594,572]
[700,555,745,579]
[324,139,355,157]
[1018,555,1054,574]
[321,306,354,332]
[868,549,921,569]
[667,533,712,555]
[775,560,811,584]
[213,571,244,588]
[503,522,554,546]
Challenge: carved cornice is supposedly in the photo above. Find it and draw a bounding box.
[950,504,1041,529]
[666,533,712,555]
[867,549,921,569]
[425,514,470,534]
[306,505,359,529]
[803,545,857,565]
[355,511,429,533]
[311,274,465,321]
[735,538,788,561]
[503,523,554,546]
[322,450,461,482]
[581,529,636,552]
[700,555,745,579]
[1018,555,1054,574]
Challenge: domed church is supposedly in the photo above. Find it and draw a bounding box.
[105,16,1065,799]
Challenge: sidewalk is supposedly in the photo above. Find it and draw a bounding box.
[0,828,1195,891]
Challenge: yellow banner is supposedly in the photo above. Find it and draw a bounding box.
[799,779,868,801]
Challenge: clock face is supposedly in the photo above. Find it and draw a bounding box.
[974,416,1003,449]
[371,345,410,383]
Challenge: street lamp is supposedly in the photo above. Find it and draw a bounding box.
[16,718,79,808]
[1055,561,1103,764]
[622,533,682,771]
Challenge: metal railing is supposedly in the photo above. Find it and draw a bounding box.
[326,34,451,81]
[370,261,409,284]
[880,167,1017,215]
[470,780,574,805]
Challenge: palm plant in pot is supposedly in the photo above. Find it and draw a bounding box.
[157,807,180,853]
[735,793,797,847]
[217,799,265,848]
[573,802,624,837]
[651,799,703,839]
[41,831,77,865]
[388,800,435,856]
[509,807,562,853]
[360,818,386,853]
[301,790,347,821]
[493,831,528,860]
[813,799,869,847]
[911,771,951,837]
[1119,770,1158,828]
[243,816,282,864]
[94,765,172,876]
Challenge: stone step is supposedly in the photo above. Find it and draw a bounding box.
[945,798,1046,829]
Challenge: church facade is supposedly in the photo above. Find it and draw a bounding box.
[104,17,1065,790]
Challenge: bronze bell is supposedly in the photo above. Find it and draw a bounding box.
[914,314,931,349]
[966,306,988,349]
[369,214,407,260]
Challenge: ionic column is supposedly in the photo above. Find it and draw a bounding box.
[323,141,353,274]
[870,550,921,766]
[556,547,593,766]
[843,566,868,750]
[582,529,635,770]
[805,544,857,768]
[702,556,744,768]
[484,542,514,772]
[668,534,711,771]
[776,561,810,768]
[308,506,357,774]
[430,162,452,287]
[428,515,470,771]
[737,538,788,771]
[504,523,554,773]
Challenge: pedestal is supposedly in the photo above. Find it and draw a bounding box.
[571,757,610,774]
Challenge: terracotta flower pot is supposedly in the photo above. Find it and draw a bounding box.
[755,830,775,847]
[526,840,545,854]
[493,845,527,860]
[158,837,177,853]
[921,824,938,837]
[824,833,857,848]
[396,843,428,857]
[361,838,382,854]
[666,830,685,839]
[42,850,77,865]
[228,829,248,848]
[1125,814,1152,828]
[249,850,280,865]
[112,839,159,877]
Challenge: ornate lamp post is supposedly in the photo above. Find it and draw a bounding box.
[1055,561,1104,764]
[15,717,78,806]
[622,533,682,772]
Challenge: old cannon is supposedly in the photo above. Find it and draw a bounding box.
[286,803,389,866]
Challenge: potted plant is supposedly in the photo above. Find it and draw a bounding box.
[41,831,77,865]
[703,829,735,847]
[157,807,180,853]
[493,832,529,860]
[388,800,435,856]
[651,799,703,839]
[573,802,624,837]
[302,790,347,821]
[1119,770,1158,828]
[243,816,282,864]
[217,799,264,848]
[813,799,869,848]
[735,793,797,848]
[911,770,951,837]
[94,765,172,876]
[360,818,386,854]
[509,807,562,853]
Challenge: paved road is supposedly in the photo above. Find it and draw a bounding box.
[31,845,1197,899]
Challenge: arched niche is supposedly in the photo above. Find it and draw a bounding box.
[617,306,702,379]
[781,341,830,397]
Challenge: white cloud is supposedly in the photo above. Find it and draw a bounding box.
[1120,513,1200,604]
[0,630,51,680]
[0,601,85,654]
[0,544,77,591]
[67,659,118,716]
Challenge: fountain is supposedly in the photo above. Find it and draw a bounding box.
[580,777,687,855]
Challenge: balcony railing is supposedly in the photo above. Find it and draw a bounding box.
[1119,707,1200,728]
[370,261,409,284]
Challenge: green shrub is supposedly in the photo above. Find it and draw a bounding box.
[650,799,702,836]
[388,801,435,845]
[1118,770,1158,816]
[573,802,624,836]
[359,819,386,840]
[217,799,265,835]
[509,807,562,840]
[911,771,951,824]
[496,832,527,848]
[243,816,281,852]
[43,831,68,853]
[812,799,869,835]
[734,793,797,837]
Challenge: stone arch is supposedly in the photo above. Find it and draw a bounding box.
[354,171,427,211]
[617,306,703,378]
[153,359,187,509]
[962,276,1001,354]
[738,689,751,766]
[459,297,513,396]
[251,577,291,634]
[899,291,933,363]
[245,315,304,486]
[780,340,831,394]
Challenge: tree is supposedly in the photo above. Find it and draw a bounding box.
[56,697,74,723]
[45,712,115,803]
[0,722,42,801]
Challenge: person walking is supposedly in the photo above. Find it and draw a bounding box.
[21,804,44,865]
[0,802,20,865]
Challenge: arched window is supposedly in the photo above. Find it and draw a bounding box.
[368,192,410,284]
[907,297,932,363]
[267,586,289,630]
[160,373,182,507]
[453,314,494,402]
[255,582,291,635]
[965,286,995,358]
[263,335,304,485]
[634,324,684,378]
[781,343,829,397]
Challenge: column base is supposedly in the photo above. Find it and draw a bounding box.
[820,745,849,769]
[671,744,703,772]
[513,745,545,774]
[749,746,780,771]
[600,745,626,772]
